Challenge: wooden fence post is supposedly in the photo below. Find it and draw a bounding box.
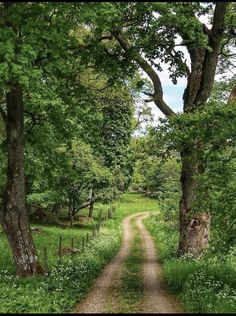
[59,235,62,259]
[71,237,74,257]
[82,237,85,252]
[44,247,48,274]
[98,211,102,230]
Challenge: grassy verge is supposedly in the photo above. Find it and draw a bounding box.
[144,214,236,313]
[0,193,158,313]
[107,218,145,313]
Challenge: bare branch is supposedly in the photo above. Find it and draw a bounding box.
[142,91,154,97]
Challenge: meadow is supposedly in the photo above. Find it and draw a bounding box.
[0,193,158,313]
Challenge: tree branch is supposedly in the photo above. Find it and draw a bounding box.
[112,28,175,117]
[78,199,96,210]
[194,2,228,105]
[72,198,97,216]
[142,91,154,97]
[100,34,114,41]
[24,110,41,135]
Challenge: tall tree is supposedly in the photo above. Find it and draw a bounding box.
[0,3,44,276]
[0,2,82,275]
[86,2,230,256]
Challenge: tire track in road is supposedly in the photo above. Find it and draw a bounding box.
[73,212,147,314]
[136,213,184,313]
[74,212,184,314]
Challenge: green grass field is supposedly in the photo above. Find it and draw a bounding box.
[2,192,235,313]
[0,193,158,313]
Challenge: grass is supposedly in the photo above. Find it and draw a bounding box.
[107,218,145,313]
[0,192,159,313]
[144,214,236,313]
[0,214,103,274]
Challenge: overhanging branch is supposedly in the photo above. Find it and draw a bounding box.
[112,28,175,117]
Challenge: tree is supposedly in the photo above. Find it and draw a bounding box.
[16,30,135,227]
[0,2,83,275]
[85,2,231,256]
[149,78,236,253]
[74,67,135,200]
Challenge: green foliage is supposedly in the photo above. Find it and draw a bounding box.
[217,3,236,75]
[81,2,216,85]
[145,214,236,313]
[130,135,181,220]
[150,101,236,159]
[0,228,120,313]
[149,99,236,248]
[0,1,235,313]
[0,193,158,313]
[0,3,81,90]
[0,2,138,218]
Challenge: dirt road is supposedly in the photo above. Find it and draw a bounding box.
[74,212,183,314]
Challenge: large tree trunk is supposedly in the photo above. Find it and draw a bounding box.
[177,47,212,257]
[0,85,43,276]
[178,2,227,257]
[177,2,227,256]
[178,151,211,257]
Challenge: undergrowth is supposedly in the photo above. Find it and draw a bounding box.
[144,214,236,313]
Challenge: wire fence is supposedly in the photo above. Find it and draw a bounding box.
[41,206,116,273]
